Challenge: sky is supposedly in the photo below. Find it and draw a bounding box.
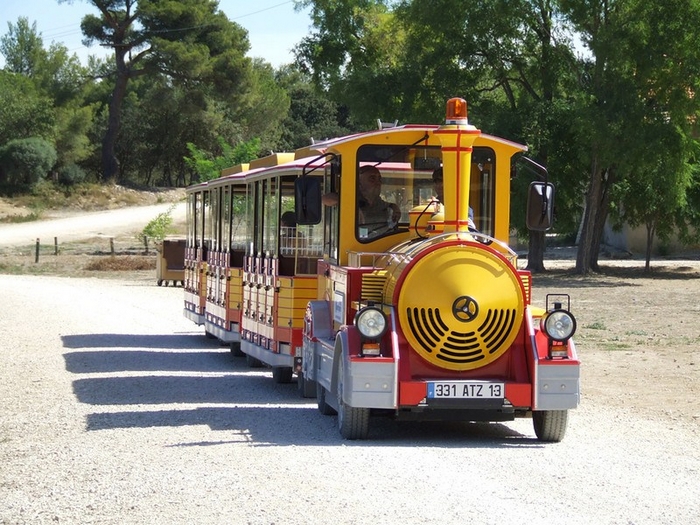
[0,0,313,68]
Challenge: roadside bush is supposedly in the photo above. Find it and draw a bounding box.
[0,137,57,191]
[138,204,176,253]
[58,163,87,186]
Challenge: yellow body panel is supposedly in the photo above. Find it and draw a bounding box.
[228,268,243,309]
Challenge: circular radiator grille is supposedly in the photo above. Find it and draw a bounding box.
[397,244,524,371]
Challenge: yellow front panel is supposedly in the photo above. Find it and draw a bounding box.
[398,244,524,371]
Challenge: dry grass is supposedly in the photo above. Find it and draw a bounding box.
[0,250,157,281]
[83,255,156,272]
[0,183,185,222]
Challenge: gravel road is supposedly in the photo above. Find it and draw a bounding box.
[1,273,698,524]
[0,203,186,248]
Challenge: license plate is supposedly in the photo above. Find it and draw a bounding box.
[427,381,504,399]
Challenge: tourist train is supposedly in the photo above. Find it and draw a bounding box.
[183,98,579,441]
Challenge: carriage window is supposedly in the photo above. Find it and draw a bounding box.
[221,185,230,252]
[246,181,257,255]
[262,177,279,255]
[202,189,211,250]
[230,183,247,252]
[210,187,221,251]
[280,175,324,274]
[187,192,197,248]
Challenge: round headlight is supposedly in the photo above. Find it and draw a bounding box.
[541,310,577,341]
[354,307,388,339]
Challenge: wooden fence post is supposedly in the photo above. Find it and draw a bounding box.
[35,238,40,263]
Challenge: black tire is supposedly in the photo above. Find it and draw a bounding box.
[533,410,568,442]
[246,353,263,368]
[272,366,293,384]
[297,373,316,398]
[336,359,369,439]
[157,280,163,286]
[316,383,336,416]
[229,342,244,357]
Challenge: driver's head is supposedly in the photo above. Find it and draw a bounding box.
[359,165,382,202]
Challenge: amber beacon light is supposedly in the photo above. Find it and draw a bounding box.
[445,97,468,124]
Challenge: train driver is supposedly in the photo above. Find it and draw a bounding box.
[357,165,401,235]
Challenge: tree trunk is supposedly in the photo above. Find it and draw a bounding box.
[526,230,546,272]
[644,221,654,274]
[589,168,615,271]
[101,49,130,182]
[575,156,604,274]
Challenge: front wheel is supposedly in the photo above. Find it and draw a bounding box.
[336,360,369,440]
[533,410,568,442]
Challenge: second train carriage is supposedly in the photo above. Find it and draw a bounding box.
[183,98,580,441]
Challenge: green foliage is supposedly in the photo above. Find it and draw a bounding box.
[276,66,357,149]
[0,71,55,144]
[74,0,253,181]
[58,163,88,186]
[234,59,291,149]
[0,17,43,75]
[1,0,699,268]
[54,104,96,168]
[184,138,261,182]
[0,138,57,190]
[140,204,176,244]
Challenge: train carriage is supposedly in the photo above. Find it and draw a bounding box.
[183,98,580,441]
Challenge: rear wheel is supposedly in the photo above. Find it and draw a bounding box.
[229,342,244,357]
[533,410,568,442]
[272,366,293,384]
[336,359,369,440]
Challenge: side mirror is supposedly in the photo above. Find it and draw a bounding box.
[295,176,322,225]
[526,181,555,231]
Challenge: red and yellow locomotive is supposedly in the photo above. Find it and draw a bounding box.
[183,98,579,441]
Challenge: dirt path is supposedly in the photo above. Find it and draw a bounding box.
[0,202,186,248]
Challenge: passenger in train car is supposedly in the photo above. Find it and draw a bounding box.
[357,165,401,235]
[431,167,476,230]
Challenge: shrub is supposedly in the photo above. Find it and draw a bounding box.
[57,163,87,186]
[0,137,57,190]
[137,204,176,252]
